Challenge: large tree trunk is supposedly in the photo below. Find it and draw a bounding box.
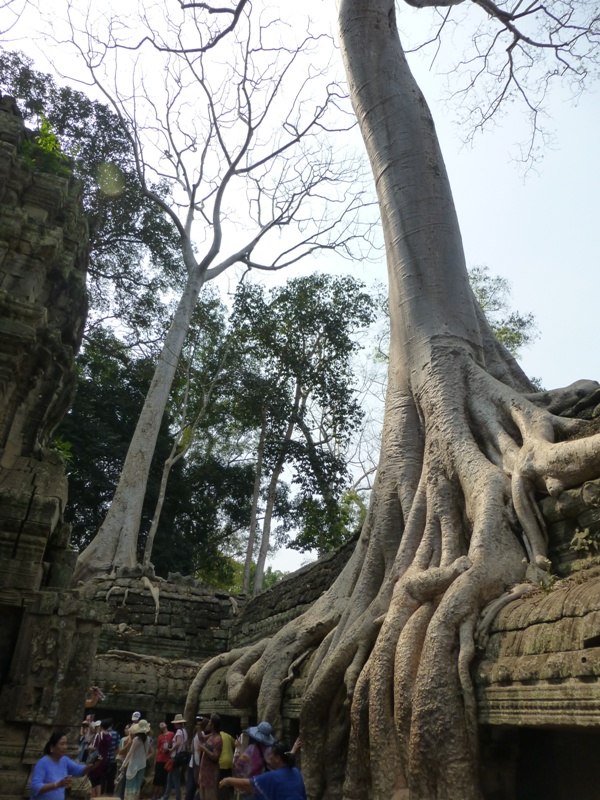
[73,266,206,583]
[186,1,600,797]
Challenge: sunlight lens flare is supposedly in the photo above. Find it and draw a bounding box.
[96,162,126,197]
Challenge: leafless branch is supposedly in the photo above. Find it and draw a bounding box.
[0,0,28,35]
[403,0,599,162]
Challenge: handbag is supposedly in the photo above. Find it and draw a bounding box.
[173,749,191,767]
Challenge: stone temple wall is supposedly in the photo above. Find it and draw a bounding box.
[228,539,354,649]
[81,572,245,724]
[0,95,103,800]
[83,542,353,727]
[474,396,600,799]
[0,93,88,590]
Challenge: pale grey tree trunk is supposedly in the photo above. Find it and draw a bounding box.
[73,266,206,583]
[243,410,267,594]
[252,382,303,593]
[142,343,230,568]
[143,448,176,569]
[251,455,284,595]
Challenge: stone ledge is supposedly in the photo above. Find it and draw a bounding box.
[477,679,600,726]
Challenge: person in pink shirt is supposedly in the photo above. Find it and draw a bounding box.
[198,714,223,800]
[233,722,275,800]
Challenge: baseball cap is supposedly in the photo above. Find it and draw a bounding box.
[131,711,141,721]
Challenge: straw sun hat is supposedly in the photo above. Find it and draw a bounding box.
[130,719,151,735]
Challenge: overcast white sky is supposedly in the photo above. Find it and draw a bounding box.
[6,0,599,574]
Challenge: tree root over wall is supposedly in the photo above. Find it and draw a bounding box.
[187,360,600,800]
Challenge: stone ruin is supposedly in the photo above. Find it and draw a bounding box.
[82,543,351,736]
[2,90,600,799]
[0,95,105,800]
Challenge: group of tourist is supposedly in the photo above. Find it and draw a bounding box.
[30,713,305,800]
[222,722,305,800]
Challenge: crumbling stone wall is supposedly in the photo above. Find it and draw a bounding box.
[0,94,88,590]
[474,397,600,799]
[84,544,353,726]
[474,429,600,729]
[0,96,103,800]
[82,571,245,722]
[228,539,354,648]
[541,389,600,575]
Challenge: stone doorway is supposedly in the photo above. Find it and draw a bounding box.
[515,727,600,800]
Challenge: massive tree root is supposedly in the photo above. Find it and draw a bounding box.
[181,304,600,796]
[189,344,600,799]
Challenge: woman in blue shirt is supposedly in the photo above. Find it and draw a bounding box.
[30,730,99,799]
[220,741,306,800]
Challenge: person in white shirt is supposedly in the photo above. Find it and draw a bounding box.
[162,714,188,800]
[186,716,208,800]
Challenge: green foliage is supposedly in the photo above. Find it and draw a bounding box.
[49,435,73,464]
[468,266,538,358]
[231,274,378,559]
[287,489,365,555]
[58,327,254,579]
[0,51,184,346]
[19,115,71,177]
[570,527,600,556]
[213,560,287,593]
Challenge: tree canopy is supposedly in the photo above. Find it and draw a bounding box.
[0,50,184,346]
[231,273,378,591]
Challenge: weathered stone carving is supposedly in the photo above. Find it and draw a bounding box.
[0,95,103,800]
[0,94,88,591]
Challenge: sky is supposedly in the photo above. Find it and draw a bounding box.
[5,0,599,574]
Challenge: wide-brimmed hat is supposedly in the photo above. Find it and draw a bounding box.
[172,713,186,724]
[247,721,275,746]
[130,719,151,735]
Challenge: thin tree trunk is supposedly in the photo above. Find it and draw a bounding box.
[143,451,176,568]
[251,453,285,595]
[253,383,302,593]
[73,265,206,583]
[296,416,340,556]
[243,409,267,594]
[143,340,233,568]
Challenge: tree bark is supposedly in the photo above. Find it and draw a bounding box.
[253,382,303,594]
[186,1,600,798]
[73,265,206,583]
[243,409,267,594]
[143,340,229,568]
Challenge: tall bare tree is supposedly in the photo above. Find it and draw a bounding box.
[24,0,373,582]
[187,1,600,798]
